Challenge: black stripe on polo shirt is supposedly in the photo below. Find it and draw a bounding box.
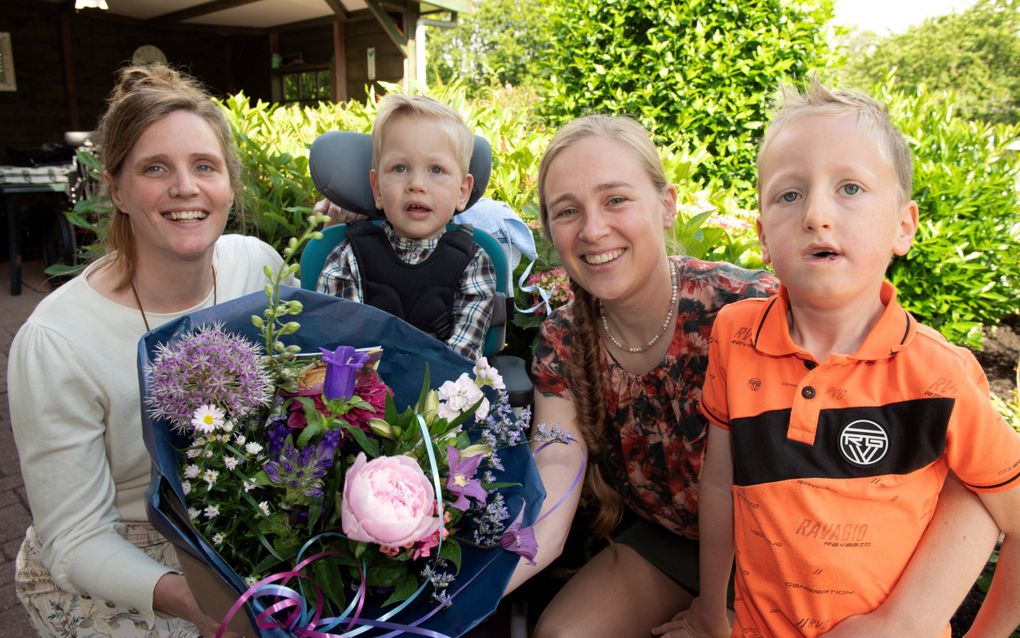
[963,466,1020,491]
[731,397,954,486]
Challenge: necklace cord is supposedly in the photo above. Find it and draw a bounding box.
[599,260,678,354]
[131,265,217,333]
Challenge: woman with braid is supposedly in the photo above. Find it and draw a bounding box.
[502,114,1002,638]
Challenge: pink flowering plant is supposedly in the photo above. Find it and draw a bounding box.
[143,216,571,625]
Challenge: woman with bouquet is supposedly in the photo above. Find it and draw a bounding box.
[8,64,285,637]
[510,114,1003,637]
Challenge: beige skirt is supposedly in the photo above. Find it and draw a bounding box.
[15,523,200,638]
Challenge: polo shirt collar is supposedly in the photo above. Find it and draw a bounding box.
[750,281,916,362]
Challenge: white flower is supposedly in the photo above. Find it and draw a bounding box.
[212,533,225,545]
[244,576,258,588]
[222,420,235,433]
[475,396,491,421]
[258,501,271,517]
[186,448,201,459]
[234,434,247,446]
[473,357,505,390]
[244,442,264,456]
[438,373,485,420]
[204,504,220,519]
[191,404,226,434]
[183,464,200,479]
[203,469,219,486]
[204,450,214,458]
[182,481,192,496]
[224,456,240,471]
[244,479,257,493]
[188,507,200,521]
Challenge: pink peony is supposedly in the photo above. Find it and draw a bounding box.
[341,453,440,547]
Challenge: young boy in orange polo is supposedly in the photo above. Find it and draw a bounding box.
[685,80,1020,637]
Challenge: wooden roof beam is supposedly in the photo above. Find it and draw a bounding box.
[150,0,263,24]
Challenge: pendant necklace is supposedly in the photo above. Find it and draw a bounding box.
[599,260,678,354]
[131,266,217,332]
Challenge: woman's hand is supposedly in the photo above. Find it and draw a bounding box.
[153,573,241,638]
[651,597,731,638]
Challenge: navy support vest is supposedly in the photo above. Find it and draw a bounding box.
[346,221,478,341]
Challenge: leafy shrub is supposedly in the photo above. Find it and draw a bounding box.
[842,0,1020,126]
[425,0,555,93]
[539,0,840,197]
[876,83,1020,347]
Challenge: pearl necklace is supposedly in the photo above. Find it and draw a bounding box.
[130,265,217,332]
[599,260,678,354]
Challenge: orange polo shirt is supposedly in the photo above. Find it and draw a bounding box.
[700,282,1020,638]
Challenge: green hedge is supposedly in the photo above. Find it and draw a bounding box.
[878,83,1020,347]
[538,0,840,197]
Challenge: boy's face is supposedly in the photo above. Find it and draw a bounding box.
[370,114,473,240]
[757,113,918,312]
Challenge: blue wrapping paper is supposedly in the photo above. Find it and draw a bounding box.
[138,286,544,637]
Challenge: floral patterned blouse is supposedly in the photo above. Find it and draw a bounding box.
[532,256,777,539]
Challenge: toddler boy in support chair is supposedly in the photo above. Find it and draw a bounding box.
[316,94,497,361]
[687,79,1020,637]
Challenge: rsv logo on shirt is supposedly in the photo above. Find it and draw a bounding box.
[838,419,889,466]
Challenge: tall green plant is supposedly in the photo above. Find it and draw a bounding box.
[878,83,1020,347]
[843,0,1020,125]
[540,0,841,197]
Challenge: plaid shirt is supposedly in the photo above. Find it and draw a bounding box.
[316,222,496,361]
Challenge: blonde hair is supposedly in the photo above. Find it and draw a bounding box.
[538,114,669,239]
[97,63,243,290]
[758,76,913,203]
[371,94,473,175]
[537,114,670,538]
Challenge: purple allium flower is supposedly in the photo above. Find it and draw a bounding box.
[148,325,271,431]
[263,433,338,506]
[319,346,370,401]
[445,446,487,511]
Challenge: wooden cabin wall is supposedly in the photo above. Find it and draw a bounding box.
[0,0,409,164]
[277,17,404,105]
[0,0,269,164]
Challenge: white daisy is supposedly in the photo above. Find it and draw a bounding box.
[203,469,219,486]
[191,404,226,434]
[204,504,220,519]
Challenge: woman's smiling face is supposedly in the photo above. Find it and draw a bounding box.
[108,109,233,266]
[542,134,676,304]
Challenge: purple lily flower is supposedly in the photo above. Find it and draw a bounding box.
[500,505,537,565]
[445,445,487,511]
[319,346,370,401]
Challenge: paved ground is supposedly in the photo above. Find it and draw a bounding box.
[1,260,51,637]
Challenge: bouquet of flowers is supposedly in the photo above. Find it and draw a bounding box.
[138,223,570,637]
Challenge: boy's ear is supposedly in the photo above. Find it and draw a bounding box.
[660,185,678,229]
[369,169,383,209]
[756,216,773,265]
[455,172,474,212]
[892,200,919,257]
